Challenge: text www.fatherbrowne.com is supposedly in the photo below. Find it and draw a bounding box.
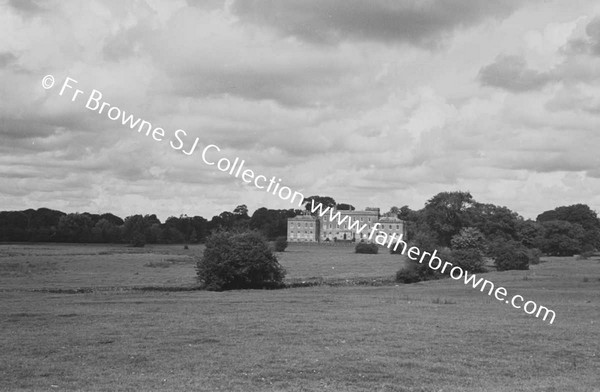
[43,74,557,325]
[309,200,556,325]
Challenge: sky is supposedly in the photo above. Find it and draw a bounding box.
[1,0,600,221]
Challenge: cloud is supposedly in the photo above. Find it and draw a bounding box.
[1,0,600,222]
[563,16,600,56]
[0,52,17,68]
[230,0,522,46]
[7,0,46,16]
[478,55,552,92]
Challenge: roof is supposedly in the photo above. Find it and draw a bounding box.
[378,216,403,223]
[288,215,318,221]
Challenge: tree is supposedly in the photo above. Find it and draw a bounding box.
[165,215,193,243]
[490,241,531,271]
[537,220,586,256]
[336,203,355,211]
[274,236,288,252]
[191,216,209,243]
[57,213,93,242]
[515,219,544,249]
[398,205,418,221]
[196,231,286,291]
[469,203,521,243]
[123,215,148,246]
[250,208,299,239]
[94,218,122,243]
[233,204,249,217]
[446,249,485,273]
[303,195,336,211]
[29,208,65,242]
[422,191,476,247]
[450,227,486,252]
[537,204,600,250]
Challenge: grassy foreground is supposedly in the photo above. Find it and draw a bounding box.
[0,244,599,391]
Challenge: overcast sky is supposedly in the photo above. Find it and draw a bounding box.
[1,0,600,221]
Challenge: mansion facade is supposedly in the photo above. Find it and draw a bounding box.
[287,207,406,243]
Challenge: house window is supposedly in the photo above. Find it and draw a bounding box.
[397,225,400,229]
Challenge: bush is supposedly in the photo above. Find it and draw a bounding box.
[490,241,530,271]
[446,248,485,273]
[395,257,442,284]
[355,242,379,254]
[395,248,450,283]
[274,236,288,252]
[395,266,422,283]
[196,231,286,291]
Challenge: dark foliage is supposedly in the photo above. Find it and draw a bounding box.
[490,241,531,271]
[355,242,379,254]
[274,236,288,252]
[131,232,146,247]
[196,231,286,291]
[303,195,336,211]
[445,248,485,273]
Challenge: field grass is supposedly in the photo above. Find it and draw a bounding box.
[0,243,599,391]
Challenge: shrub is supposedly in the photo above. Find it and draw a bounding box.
[447,248,485,273]
[395,249,448,283]
[196,231,286,291]
[490,241,530,271]
[395,266,422,283]
[274,236,288,252]
[355,242,379,254]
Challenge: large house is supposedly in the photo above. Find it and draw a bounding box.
[287,207,406,243]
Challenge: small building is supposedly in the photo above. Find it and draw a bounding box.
[287,213,320,242]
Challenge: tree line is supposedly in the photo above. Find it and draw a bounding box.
[0,205,301,247]
[1,192,599,256]
[393,191,600,257]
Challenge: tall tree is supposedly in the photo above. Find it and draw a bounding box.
[303,196,336,211]
[422,191,476,247]
[537,204,600,249]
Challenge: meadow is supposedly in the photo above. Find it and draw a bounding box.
[0,243,599,391]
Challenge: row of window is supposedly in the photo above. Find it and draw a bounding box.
[321,224,402,230]
[323,216,375,222]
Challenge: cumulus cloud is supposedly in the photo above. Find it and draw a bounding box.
[1,0,599,221]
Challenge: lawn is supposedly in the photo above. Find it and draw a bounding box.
[0,243,599,391]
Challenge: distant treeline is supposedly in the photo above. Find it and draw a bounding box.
[2,192,599,256]
[0,205,301,246]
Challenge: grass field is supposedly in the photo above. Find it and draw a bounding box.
[1,243,599,391]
